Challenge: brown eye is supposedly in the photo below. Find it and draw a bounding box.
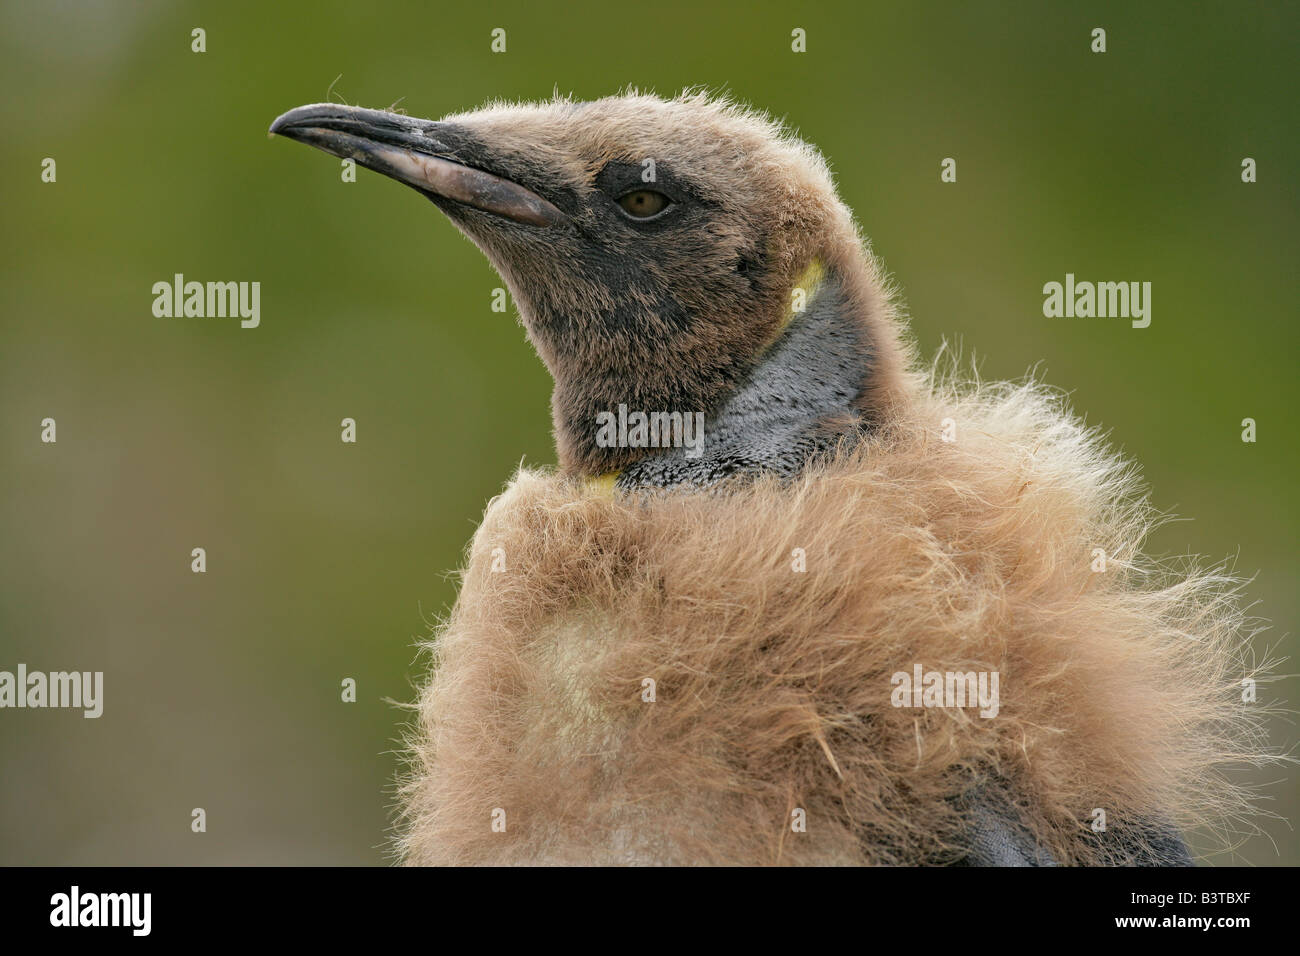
[617,189,671,218]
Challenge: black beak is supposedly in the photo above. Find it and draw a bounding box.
[269,103,566,228]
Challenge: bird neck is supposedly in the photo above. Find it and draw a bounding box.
[606,260,876,491]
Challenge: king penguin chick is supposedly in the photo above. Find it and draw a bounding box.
[270,91,1264,866]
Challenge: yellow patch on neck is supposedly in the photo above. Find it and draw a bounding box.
[768,258,826,343]
[586,470,620,495]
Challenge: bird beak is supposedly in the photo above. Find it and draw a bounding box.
[268,103,567,228]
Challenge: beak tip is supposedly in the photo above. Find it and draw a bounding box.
[269,104,320,138]
[267,102,568,228]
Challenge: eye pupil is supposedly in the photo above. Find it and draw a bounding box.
[617,190,670,218]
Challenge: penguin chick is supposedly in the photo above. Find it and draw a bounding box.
[270,91,1266,866]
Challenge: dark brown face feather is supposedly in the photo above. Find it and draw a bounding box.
[272,92,909,474]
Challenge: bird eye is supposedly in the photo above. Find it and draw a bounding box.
[616,189,671,219]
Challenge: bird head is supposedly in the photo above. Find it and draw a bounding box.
[270,91,906,476]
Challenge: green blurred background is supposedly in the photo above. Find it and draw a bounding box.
[2,0,1295,865]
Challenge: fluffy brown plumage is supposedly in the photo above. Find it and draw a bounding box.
[398,363,1270,865]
